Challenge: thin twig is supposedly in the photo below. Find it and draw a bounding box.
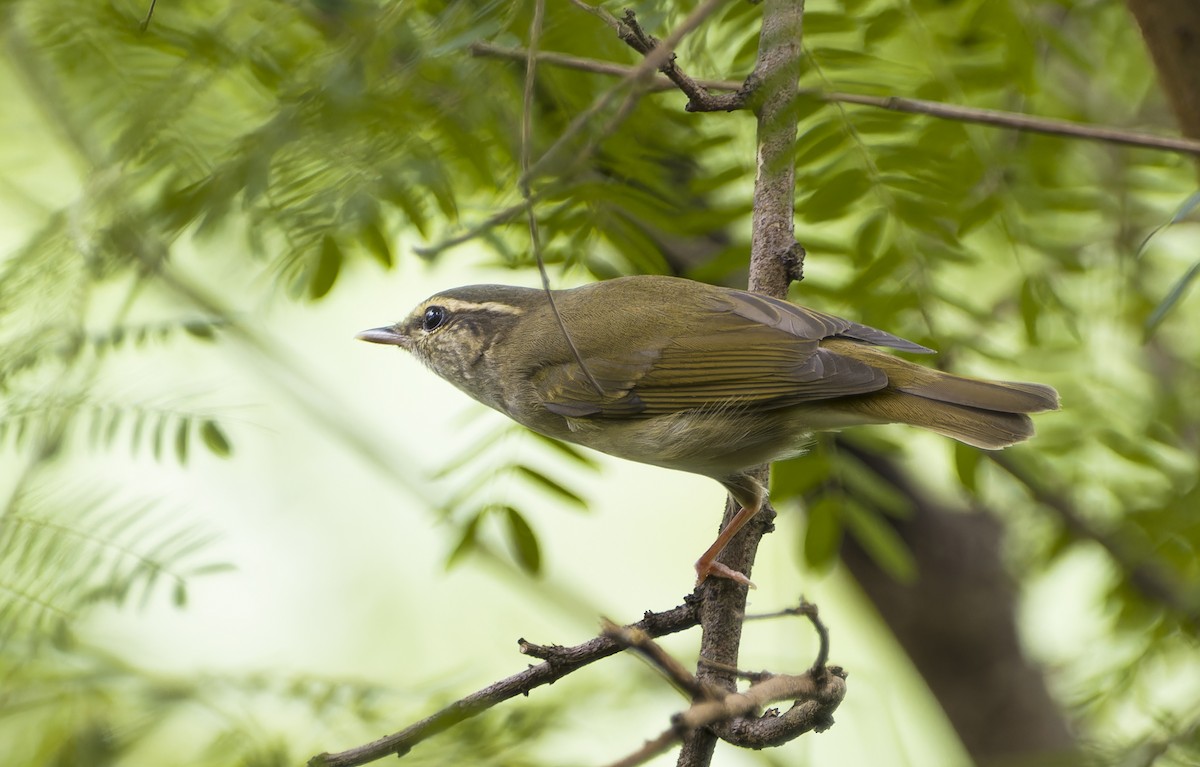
[470,41,743,92]
[419,3,735,259]
[308,601,701,767]
[600,606,847,767]
[610,9,748,112]
[139,0,157,32]
[410,198,531,258]
[519,0,606,397]
[521,0,732,186]
[472,42,1200,157]
[743,599,830,675]
[601,619,711,699]
[606,728,681,767]
[566,0,619,29]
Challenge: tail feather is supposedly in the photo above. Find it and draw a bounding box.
[895,374,1058,414]
[833,389,1038,449]
[820,338,1059,449]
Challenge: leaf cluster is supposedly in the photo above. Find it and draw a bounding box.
[436,423,599,576]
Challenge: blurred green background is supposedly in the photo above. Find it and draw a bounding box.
[1,1,1197,765]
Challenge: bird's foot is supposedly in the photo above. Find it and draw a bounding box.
[694,559,756,589]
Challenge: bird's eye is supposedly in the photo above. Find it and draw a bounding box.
[422,305,448,331]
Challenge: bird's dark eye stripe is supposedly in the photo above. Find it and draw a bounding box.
[422,305,448,331]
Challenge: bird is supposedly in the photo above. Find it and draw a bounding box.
[358,274,1059,587]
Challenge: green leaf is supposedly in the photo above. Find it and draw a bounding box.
[1144,260,1200,341]
[103,407,121,447]
[175,418,190,464]
[1136,189,1200,260]
[800,169,871,222]
[527,431,601,469]
[513,465,588,510]
[381,174,431,237]
[854,212,888,259]
[152,415,166,461]
[957,194,1000,237]
[802,495,843,572]
[309,235,342,300]
[360,221,394,269]
[770,449,827,503]
[1019,277,1041,345]
[803,11,859,34]
[445,511,483,570]
[87,407,104,448]
[953,442,981,494]
[841,499,917,583]
[503,506,542,575]
[130,410,146,454]
[837,450,914,517]
[847,244,905,286]
[864,7,904,47]
[200,420,232,458]
[794,128,850,170]
[183,321,216,341]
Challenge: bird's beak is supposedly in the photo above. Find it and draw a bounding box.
[356,326,411,350]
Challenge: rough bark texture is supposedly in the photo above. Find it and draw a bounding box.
[1127,0,1200,140]
[837,441,1079,764]
[677,1,805,765]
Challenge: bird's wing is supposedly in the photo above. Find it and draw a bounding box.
[536,290,928,419]
[726,289,934,354]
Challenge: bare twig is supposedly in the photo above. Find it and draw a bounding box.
[418,2,732,259]
[601,619,712,699]
[603,666,846,767]
[602,608,846,767]
[745,599,830,673]
[606,729,682,767]
[308,600,701,767]
[610,9,749,112]
[566,0,619,29]
[410,198,532,258]
[139,0,157,32]
[519,0,606,398]
[565,4,748,111]
[471,42,1200,157]
[521,0,731,187]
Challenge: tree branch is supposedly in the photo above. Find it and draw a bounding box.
[603,9,751,112]
[308,600,700,767]
[604,601,845,767]
[521,0,730,187]
[470,42,1200,157]
[679,1,806,764]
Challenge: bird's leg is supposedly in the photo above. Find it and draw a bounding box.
[694,502,760,588]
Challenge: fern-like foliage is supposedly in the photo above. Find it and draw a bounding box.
[432,420,599,576]
[0,483,231,649]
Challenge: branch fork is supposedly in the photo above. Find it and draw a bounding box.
[600,600,846,767]
[612,9,752,113]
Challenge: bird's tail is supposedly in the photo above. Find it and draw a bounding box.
[822,340,1060,449]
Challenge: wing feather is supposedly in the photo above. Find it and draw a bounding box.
[533,287,918,419]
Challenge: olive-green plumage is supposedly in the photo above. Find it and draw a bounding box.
[359,275,1059,584]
